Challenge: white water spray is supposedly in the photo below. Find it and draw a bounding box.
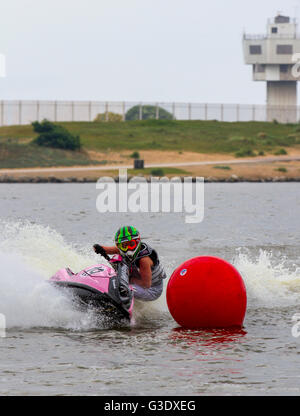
[233,249,300,309]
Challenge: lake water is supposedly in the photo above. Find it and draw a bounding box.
[0,182,299,396]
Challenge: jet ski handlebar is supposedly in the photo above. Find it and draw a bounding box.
[93,244,111,261]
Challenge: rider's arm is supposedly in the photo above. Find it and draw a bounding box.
[101,246,119,255]
[130,256,153,289]
[93,245,119,255]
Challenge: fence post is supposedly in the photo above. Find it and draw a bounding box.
[220,104,223,122]
[19,100,22,125]
[155,103,159,120]
[105,102,108,121]
[139,103,142,120]
[54,101,57,122]
[236,104,240,122]
[122,101,125,121]
[205,103,208,120]
[252,105,255,121]
[172,102,175,119]
[36,101,40,121]
[89,101,92,122]
[188,103,191,120]
[71,101,74,122]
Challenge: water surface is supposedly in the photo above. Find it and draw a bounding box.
[0,183,299,395]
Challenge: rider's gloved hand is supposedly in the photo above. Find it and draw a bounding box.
[93,244,107,257]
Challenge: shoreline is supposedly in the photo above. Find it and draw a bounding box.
[1,152,299,184]
[0,175,299,183]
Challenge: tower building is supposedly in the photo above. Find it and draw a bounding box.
[243,14,300,122]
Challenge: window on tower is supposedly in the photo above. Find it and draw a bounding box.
[254,64,265,73]
[271,27,278,34]
[280,65,289,73]
[277,45,293,54]
[249,45,262,54]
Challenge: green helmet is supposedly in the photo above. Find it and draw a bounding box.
[115,226,141,262]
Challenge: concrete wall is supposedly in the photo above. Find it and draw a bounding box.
[267,81,297,122]
[243,38,300,65]
[267,21,297,37]
[253,64,297,81]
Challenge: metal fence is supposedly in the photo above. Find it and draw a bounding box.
[0,100,298,125]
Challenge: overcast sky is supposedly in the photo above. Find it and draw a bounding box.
[1,0,300,104]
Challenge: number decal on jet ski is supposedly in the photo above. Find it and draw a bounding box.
[81,267,106,277]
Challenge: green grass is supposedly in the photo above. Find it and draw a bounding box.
[235,148,257,158]
[59,119,300,153]
[0,119,300,168]
[214,165,231,170]
[129,151,140,159]
[274,148,288,155]
[128,167,190,176]
[0,139,102,168]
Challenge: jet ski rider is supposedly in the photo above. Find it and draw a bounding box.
[93,226,166,301]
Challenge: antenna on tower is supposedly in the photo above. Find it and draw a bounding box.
[294,3,299,20]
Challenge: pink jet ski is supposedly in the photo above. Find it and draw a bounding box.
[49,254,134,322]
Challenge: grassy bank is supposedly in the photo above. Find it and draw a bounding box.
[0,139,102,169]
[0,120,300,168]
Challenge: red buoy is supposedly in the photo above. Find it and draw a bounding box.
[166,256,247,329]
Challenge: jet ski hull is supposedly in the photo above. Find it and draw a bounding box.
[51,280,131,321]
[49,261,134,322]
